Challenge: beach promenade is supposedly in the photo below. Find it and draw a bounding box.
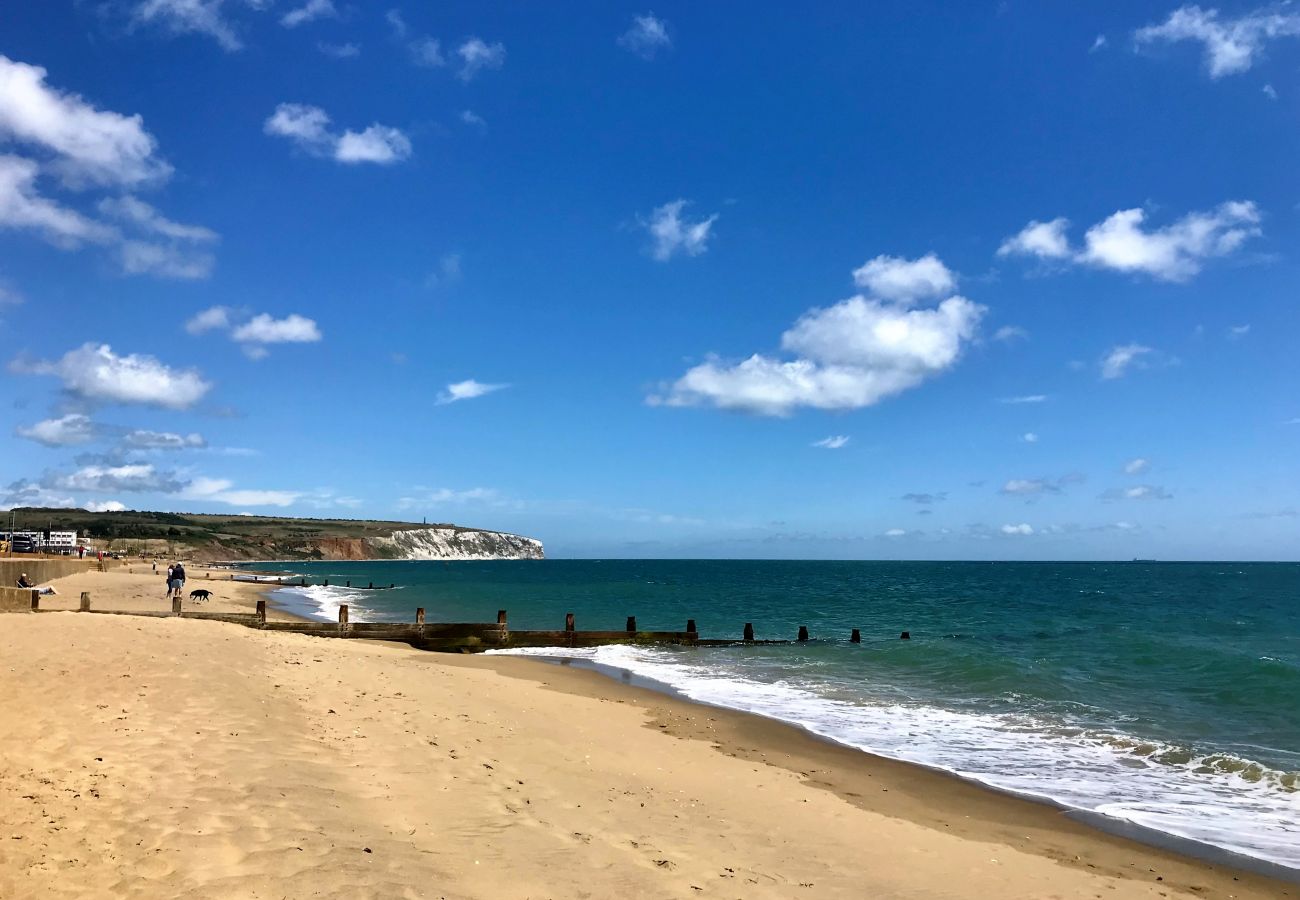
[0,567,1290,899]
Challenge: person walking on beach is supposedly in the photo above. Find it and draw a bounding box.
[165,564,175,599]
[170,562,186,601]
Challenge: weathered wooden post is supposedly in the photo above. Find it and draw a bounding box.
[206,572,210,579]
[256,600,267,624]
[565,612,575,632]
[416,607,426,624]
[497,610,508,625]
[346,580,351,587]
[850,628,861,643]
[686,619,697,633]
[324,579,329,587]
[743,622,754,641]
[229,573,234,580]
[389,583,394,589]
[368,582,374,589]
[30,590,40,611]
[626,616,637,632]
[300,578,306,587]
[339,604,349,627]
[798,626,810,642]
[172,596,182,615]
[900,631,911,640]
[79,592,91,612]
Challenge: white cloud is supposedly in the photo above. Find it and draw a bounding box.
[0,480,77,511]
[1103,484,1173,501]
[812,435,850,449]
[643,199,718,261]
[318,41,360,59]
[1263,82,1278,98]
[456,38,506,81]
[231,313,322,345]
[460,110,486,127]
[883,527,908,537]
[55,463,181,493]
[655,255,984,416]
[181,476,300,507]
[1091,34,1108,52]
[0,55,170,188]
[1021,432,1039,443]
[993,325,1028,342]
[1001,523,1034,535]
[265,103,412,165]
[1124,457,1150,475]
[85,500,128,512]
[618,13,672,59]
[1001,479,1056,496]
[18,343,210,408]
[281,0,336,28]
[185,305,232,334]
[1135,5,1300,77]
[0,155,117,246]
[124,429,206,449]
[999,202,1261,282]
[851,253,956,305]
[118,239,215,279]
[997,217,1071,260]
[385,9,409,39]
[999,394,1047,404]
[410,37,446,67]
[130,0,255,52]
[901,492,946,505]
[436,379,508,405]
[1101,343,1154,379]
[16,413,97,447]
[98,195,216,242]
[1228,323,1250,338]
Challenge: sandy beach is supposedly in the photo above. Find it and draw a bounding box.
[0,567,1291,899]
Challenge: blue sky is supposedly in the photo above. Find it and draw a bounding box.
[1,1,1298,559]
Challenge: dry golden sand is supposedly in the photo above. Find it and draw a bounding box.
[0,569,1292,899]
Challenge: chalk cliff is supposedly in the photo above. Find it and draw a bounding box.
[367,528,545,561]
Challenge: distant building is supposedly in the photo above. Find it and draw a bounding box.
[42,531,78,553]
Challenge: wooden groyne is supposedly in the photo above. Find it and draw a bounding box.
[17,593,918,653]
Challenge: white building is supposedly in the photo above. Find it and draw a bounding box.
[43,531,78,551]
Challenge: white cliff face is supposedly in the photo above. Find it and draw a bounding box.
[372,528,544,561]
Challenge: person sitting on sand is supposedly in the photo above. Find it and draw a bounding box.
[16,573,58,595]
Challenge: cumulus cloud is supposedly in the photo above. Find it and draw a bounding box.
[15,343,210,408]
[1101,343,1155,379]
[54,462,182,493]
[186,307,322,358]
[460,110,486,128]
[16,413,97,447]
[653,255,984,416]
[265,103,412,165]
[0,479,77,511]
[281,0,336,28]
[997,217,1071,260]
[1001,523,1034,535]
[124,429,206,449]
[1135,5,1300,77]
[999,202,1261,282]
[85,500,128,512]
[456,38,506,81]
[0,155,117,246]
[812,435,850,449]
[851,253,956,305]
[1021,432,1039,443]
[1124,457,1151,475]
[436,379,508,405]
[0,55,170,188]
[642,199,718,261]
[618,13,672,59]
[1001,478,1057,496]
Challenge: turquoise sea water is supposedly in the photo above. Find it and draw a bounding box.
[255,559,1300,870]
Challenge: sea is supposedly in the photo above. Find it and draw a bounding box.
[249,559,1300,873]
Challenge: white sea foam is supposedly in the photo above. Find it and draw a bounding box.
[272,584,377,622]
[490,644,1300,869]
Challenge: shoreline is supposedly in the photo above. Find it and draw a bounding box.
[495,652,1299,885]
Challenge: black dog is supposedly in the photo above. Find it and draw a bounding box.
[189,589,213,603]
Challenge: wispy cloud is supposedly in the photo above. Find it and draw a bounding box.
[436,379,508,405]
[618,13,672,59]
[999,394,1047,404]
[641,199,718,261]
[811,435,849,449]
[1124,457,1151,475]
[281,0,337,29]
[1101,343,1155,379]
[456,37,505,81]
[1135,5,1300,78]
